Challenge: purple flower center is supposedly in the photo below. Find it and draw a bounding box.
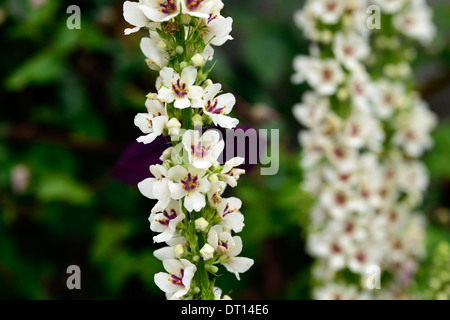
[205,98,225,115]
[191,141,212,158]
[185,0,204,11]
[218,240,228,249]
[159,0,177,14]
[208,13,218,24]
[172,79,188,98]
[181,172,199,192]
[168,268,185,286]
[156,209,178,226]
[222,202,235,217]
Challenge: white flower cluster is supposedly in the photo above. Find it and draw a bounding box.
[292,0,437,300]
[123,0,253,300]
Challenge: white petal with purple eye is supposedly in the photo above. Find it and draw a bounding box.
[223,257,254,280]
[123,1,149,35]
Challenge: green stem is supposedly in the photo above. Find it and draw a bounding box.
[182,108,193,130]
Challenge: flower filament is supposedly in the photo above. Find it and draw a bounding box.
[172,79,189,98]
[181,173,199,192]
[158,0,177,14]
[168,268,185,286]
[156,209,178,226]
[205,98,225,114]
[185,0,204,11]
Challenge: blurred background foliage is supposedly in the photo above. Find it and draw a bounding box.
[0,0,449,299]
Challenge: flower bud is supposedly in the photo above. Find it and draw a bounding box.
[174,244,184,259]
[163,160,172,170]
[200,244,215,261]
[180,61,188,70]
[204,79,213,87]
[158,40,167,51]
[176,46,184,55]
[191,53,204,67]
[207,264,219,273]
[160,147,174,162]
[211,161,220,171]
[337,88,349,101]
[179,14,191,25]
[166,118,182,136]
[192,255,200,262]
[195,217,209,232]
[192,113,203,127]
[208,174,219,183]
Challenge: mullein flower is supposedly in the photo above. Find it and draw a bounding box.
[168,165,211,212]
[134,99,169,144]
[123,0,252,299]
[294,0,436,300]
[154,258,197,300]
[158,67,204,109]
[182,130,225,169]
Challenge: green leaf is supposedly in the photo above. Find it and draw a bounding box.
[5,51,65,91]
[424,121,450,180]
[36,173,93,205]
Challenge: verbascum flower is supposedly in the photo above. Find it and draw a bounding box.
[123,0,252,300]
[293,0,436,300]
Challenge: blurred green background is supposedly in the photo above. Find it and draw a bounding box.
[0,0,449,299]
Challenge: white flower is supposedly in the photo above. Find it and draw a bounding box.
[293,91,329,128]
[202,15,233,46]
[293,4,318,40]
[168,165,210,212]
[369,80,405,119]
[299,129,331,168]
[138,0,180,22]
[123,1,156,35]
[217,197,244,233]
[200,243,215,260]
[393,0,436,45]
[372,0,407,14]
[310,0,346,25]
[157,67,204,109]
[207,180,227,208]
[180,0,222,18]
[308,232,351,271]
[134,99,169,144]
[149,199,185,243]
[154,235,187,260]
[347,244,381,275]
[325,143,358,173]
[213,287,232,300]
[397,161,429,200]
[347,70,373,113]
[138,164,171,212]
[140,32,170,70]
[342,111,384,150]
[333,32,369,70]
[392,101,437,157]
[154,258,196,299]
[320,186,365,219]
[200,83,239,129]
[220,157,245,187]
[314,283,362,300]
[305,58,344,96]
[207,225,253,280]
[291,55,312,85]
[182,130,225,169]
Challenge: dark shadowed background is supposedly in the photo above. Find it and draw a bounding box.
[0,0,449,299]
